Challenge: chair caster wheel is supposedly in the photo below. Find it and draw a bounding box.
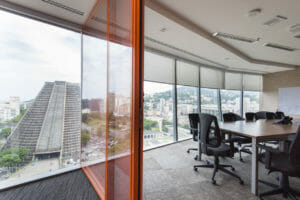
[239,158,244,162]
[212,180,216,185]
[206,160,210,165]
[194,156,198,160]
[231,167,235,171]
[193,167,198,171]
[239,180,244,185]
[187,150,190,153]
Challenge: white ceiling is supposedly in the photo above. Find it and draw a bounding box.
[145,0,300,74]
[5,0,96,25]
[2,0,300,74]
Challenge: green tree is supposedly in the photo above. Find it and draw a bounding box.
[0,128,11,138]
[143,119,158,130]
[81,130,91,146]
[0,147,28,168]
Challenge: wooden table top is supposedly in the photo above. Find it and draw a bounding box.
[219,119,300,139]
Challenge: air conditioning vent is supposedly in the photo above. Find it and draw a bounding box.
[264,43,297,52]
[212,32,258,43]
[263,15,287,26]
[41,0,84,16]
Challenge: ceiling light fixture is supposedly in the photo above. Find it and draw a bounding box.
[248,8,262,17]
[289,24,300,33]
[160,27,167,32]
[264,42,297,52]
[263,15,287,26]
[212,32,258,43]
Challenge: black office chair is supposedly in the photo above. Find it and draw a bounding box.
[193,113,244,185]
[245,112,255,121]
[255,111,267,120]
[258,126,300,200]
[223,113,252,162]
[266,112,276,120]
[187,113,200,160]
[275,111,285,119]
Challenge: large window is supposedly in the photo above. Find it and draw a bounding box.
[221,90,242,116]
[144,82,175,149]
[0,11,81,187]
[177,86,198,140]
[201,88,221,120]
[243,91,260,116]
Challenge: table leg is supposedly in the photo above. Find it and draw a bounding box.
[251,138,258,195]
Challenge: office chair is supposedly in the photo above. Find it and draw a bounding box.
[275,111,285,119]
[187,113,201,160]
[258,126,300,200]
[193,113,244,185]
[245,112,255,121]
[255,111,267,120]
[223,113,252,162]
[266,112,276,120]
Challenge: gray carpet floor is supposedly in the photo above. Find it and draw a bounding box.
[0,169,100,200]
[143,140,300,200]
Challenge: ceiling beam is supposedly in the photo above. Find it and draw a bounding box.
[145,0,297,70]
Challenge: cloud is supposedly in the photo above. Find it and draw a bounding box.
[0,10,81,101]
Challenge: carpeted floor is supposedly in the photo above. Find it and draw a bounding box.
[143,140,300,200]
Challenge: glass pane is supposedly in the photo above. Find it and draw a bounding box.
[220,90,241,116]
[200,88,220,120]
[177,86,198,140]
[81,34,107,197]
[143,81,175,149]
[0,10,81,187]
[243,91,260,117]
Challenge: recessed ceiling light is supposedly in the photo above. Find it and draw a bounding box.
[263,15,287,26]
[248,8,262,17]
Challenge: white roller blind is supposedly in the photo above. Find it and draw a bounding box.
[200,67,224,89]
[144,51,175,84]
[176,61,199,87]
[243,74,262,91]
[225,72,243,90]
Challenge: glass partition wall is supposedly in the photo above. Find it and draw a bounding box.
[144,51,262,150]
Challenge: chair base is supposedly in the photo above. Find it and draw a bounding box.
[258,175,300,200]
[193,157,244,185]
[187,148,197,154]
[237,144,252,162]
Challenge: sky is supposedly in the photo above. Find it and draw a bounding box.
[0,10,81,101]
[0,10,133,102]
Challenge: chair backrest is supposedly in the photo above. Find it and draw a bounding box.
[199,113,221,154]
[255,111,267,120]
[245,112,255,121]
[266,112,276,120]
[223,112,244,122]
[289,126,300,166]
[275,111,285,119]
[188,113,199,140]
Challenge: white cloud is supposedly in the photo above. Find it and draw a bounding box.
[0,10,81,101]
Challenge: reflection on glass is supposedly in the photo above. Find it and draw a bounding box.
[143,81,174,149]
[177,86,198,140]
[243,91,260,116]
[0,10,81,187]
[201,88,220,120]
[220,90,241,116]
[81,35,107,163]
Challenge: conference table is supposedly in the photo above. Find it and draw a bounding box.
[218,119,300,196]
